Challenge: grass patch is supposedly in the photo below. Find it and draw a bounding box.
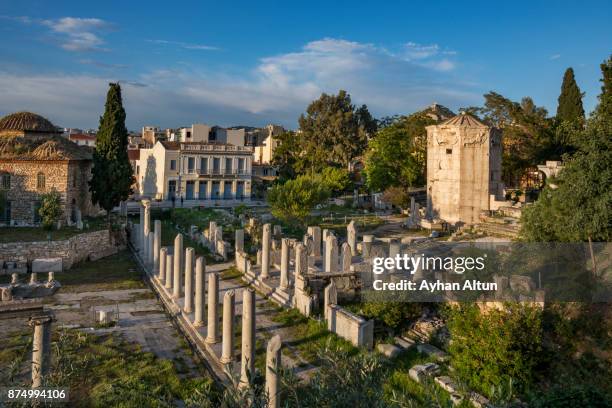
[271,307,356,364]
[0,216,109,243]
[52,250,145,291]
[220,267,242,280]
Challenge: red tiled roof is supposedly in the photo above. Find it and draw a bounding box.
[69,133,96,141]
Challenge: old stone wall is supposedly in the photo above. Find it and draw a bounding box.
[0,229,124,269]
[0,159,97,226]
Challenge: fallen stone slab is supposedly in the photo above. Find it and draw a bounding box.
[416,343,449,362]
[394,336,416,349]
[32,258,63,273]
[469,392,492,408]
[408,362,440,383]
[434,375,458,394]
[377,343,403,358]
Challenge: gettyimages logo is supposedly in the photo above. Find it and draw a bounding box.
[372,253,487,275]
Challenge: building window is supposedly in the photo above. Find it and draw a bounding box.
[446,149,453,155]
[33,201,41,224]
[1,173,9,189]
[200,157,208,173]
[37,173,46,190]
[0,200,10,223]
[170,160,176,170]
[238,158,245,174]
[225,158,232,174]
[187,157,195,173]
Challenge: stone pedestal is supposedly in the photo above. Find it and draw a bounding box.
[324,234,339,273]
[220,289,235,364]
[362,235,374,258]
[235,229,244,253]
[347,220,357,255]
[307,226,321,256]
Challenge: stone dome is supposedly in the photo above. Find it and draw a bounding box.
[0,111,59,134]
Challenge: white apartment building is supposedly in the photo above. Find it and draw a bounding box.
[136,125,253,201]
[250,124,284,179]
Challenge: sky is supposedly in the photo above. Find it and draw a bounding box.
[0,0,610,130]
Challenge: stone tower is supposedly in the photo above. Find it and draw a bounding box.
[425,112,503,225]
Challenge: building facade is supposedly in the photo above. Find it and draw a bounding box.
[136,140,253,201]
[425,112,503,225]
[0,112,97,226]
[250,124,284,180]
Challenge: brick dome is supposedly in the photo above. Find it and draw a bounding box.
[0,111,59,134]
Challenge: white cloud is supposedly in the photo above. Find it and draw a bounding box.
[549,54,561,60]
[0,38,479,128]
[147,39,219,51]
[41,17,112,51]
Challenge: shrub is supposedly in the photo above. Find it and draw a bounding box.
[267,175,330,224]
[39,189,62,229]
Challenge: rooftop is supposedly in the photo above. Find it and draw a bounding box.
[0,135,92,161]
[439,112,488,127]
[0,111,60,134]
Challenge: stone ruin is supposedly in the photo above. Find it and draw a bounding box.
[129,201,286,404]
[1,258,63,302]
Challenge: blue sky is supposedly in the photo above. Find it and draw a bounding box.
[0,0,610,130]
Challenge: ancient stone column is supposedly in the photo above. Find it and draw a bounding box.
[158,247,167,282]
[29,315,52,388]
[347,220,357,255]
[220,289,235,364]
[30,273,37,285]
[184,247,194,313]
[256,250,262,266]
[322,229,330,266]
[307,226,321,256]
[10,273,18,284]
[165,254,173,289]
[209,221,217,242]
[240,288,256,386]
[154,220,162,271]
[362,235,374,258]
[324,234,339,273]
[173,234,183,299]
[194,257,205,327]
[139,202,145,252]
[205,272,220,343]
[341,242,352,273]
[294,243,306,278]
[261,223,271,279]
[279,238,290,290]
[147,232,154,266]
[143,199,151,238]
[324,281,337,321]
[265,335,282,408]
[235,229,244,253]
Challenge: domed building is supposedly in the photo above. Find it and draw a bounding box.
[0,112,97,226]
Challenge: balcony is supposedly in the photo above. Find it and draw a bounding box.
[192,168,251,176]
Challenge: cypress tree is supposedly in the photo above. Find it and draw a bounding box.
[89,83,133,227]
[556,67,585,124]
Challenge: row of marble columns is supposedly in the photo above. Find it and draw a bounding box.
[138,203,282,405]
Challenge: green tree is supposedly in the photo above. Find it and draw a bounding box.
[363,115,430,205]
[556,67,585,125]
[39,189,62,230]
[445,303,543,400]
[521,58,612,242]
[271,130,301,180]
[316,167,352,196]
[267,175,330,224]
[298,90,377,171]
[89,83,134,228]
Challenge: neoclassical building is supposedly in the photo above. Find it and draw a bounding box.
[0,112,97,226]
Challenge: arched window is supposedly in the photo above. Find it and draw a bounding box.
[37,172,45,190]
[1,173,10,189]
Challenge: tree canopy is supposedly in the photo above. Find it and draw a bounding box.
[556,67,585,125]
[297,90,377,172]
[521,57,612,242]
[89,83,133,223]
[267,175,330,224]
